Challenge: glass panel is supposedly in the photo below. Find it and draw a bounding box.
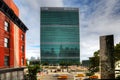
[4,38,8,43]
[4,21,9,31]
[21,45,24,52]
[4,38,9,48]
[4,56,9,66]
[5,21,8,26]
[21,34,24,41]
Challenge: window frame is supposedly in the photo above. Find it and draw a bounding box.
[21,45,24,53]
[4,56,9,66]
[21,34,24,41]
[21,58,24,65]
[4,21,9,32]
[4,38,9,48]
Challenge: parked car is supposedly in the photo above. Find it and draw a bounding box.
[53,74,60,77]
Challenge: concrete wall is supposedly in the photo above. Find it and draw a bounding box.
[100,35,115,79]
[0,67,25,80]
[14,24,19,67]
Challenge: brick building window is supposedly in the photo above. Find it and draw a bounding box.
[4,56,9,66]
[21,34,24,41]
[21,45,24,52]
[4,21,9,32]
[4,38,9,48]
[21,58,24,65]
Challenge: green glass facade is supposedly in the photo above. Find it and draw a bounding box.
[41,7,80,65]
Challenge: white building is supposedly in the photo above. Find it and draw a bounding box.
[115,60,120,78]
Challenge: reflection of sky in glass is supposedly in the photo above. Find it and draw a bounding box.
[41,26,79,43]
[41,8,79,63]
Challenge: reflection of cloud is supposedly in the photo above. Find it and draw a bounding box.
[41,42,79,44]
[14,0,64,59]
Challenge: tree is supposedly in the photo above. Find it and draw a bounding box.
[89,50,99,74]
[42,61,49,66]
[88,42,120,74]
[114,43,120,61]
[25,65,40,80]
[87,42,120,76]
[94,50,99,57]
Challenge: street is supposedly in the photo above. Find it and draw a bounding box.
[37,73,74,80]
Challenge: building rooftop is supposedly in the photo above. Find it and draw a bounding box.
[41,7,79,12]
[0,0,28,32]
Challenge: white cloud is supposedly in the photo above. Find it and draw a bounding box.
[40,0,64,7]
[87,0,120,37]
[64,0,120,61]
[14,0,120,62]
[80,0,120,61]
[26,48,40,60]
[87,0,120,34]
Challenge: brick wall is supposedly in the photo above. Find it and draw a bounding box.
[0,11,14,68]
[3,0,19,16]
[19,29,26,66]
[0,12,4,67]
[0,0,26,68]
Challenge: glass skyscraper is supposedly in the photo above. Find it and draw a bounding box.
[41,7,80,65]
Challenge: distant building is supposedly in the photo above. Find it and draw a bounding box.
[40,7,80,64]
[0,0,28,79]
[29,57,40,65]
[29,60,40,65]
[81,60,91,68]
[115,60,120,78]
[30,56,36,61]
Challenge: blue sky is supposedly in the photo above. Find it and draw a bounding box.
[14,0,120,61]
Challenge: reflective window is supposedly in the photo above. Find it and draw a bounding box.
[21,34,24,41]
[4,38,9,48]
[41,8,80,64]
[21,45,24,52]
[4,56,9,66]
[4,21,9,32]
[21,58,24,65]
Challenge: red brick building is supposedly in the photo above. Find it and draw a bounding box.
[0,0,28,68]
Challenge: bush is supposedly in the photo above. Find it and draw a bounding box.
[86,72,94,76]
[25,65,40,80]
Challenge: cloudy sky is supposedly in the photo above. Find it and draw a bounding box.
[14,0,120,61]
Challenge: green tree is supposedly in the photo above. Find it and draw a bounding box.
[87,42,120,76]
[25,65,40,80]
[94,50,99,57]
[89,50,99,74]
[114,43,120,61]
